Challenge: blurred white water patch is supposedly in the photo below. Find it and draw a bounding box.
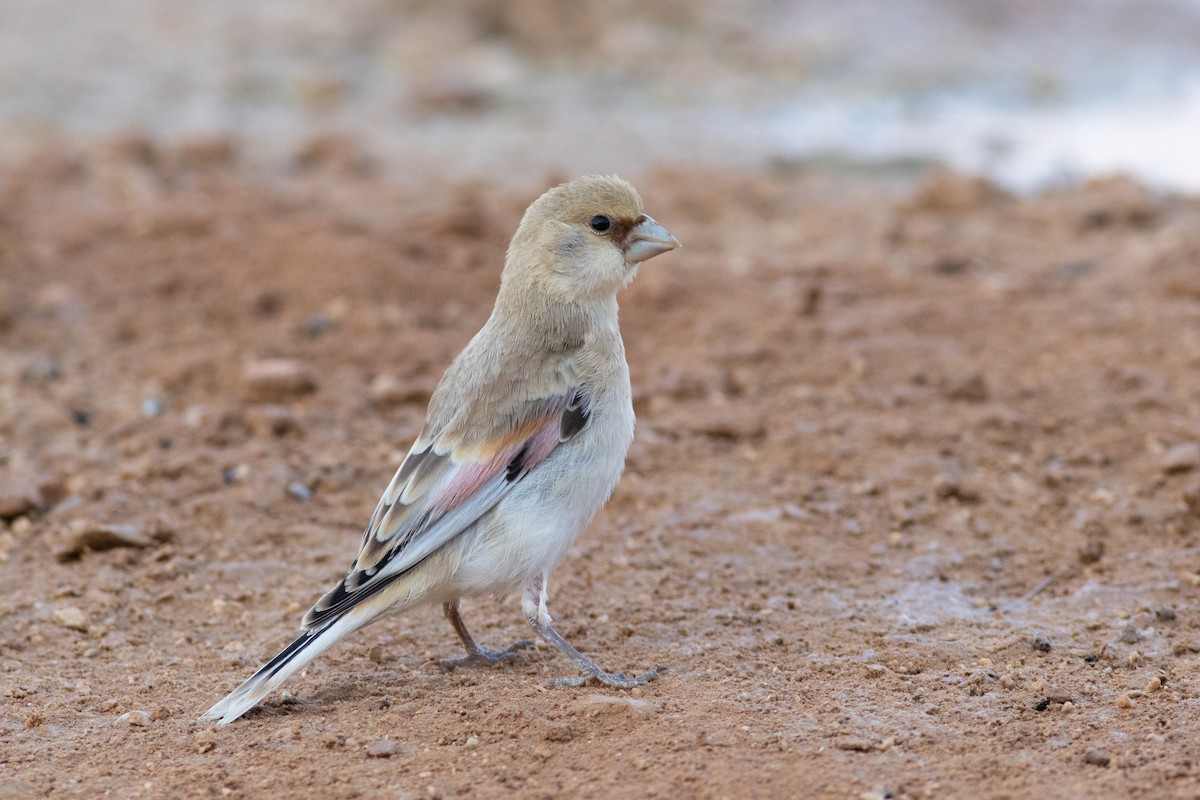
[766,80,1200,192]
[3,0,1200,191]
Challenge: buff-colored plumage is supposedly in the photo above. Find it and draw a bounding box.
[201,175,679,724]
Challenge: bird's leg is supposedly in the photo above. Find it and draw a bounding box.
[522,574,666,688]
[437,599,533,669]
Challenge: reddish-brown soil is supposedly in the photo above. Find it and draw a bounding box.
[3,144,1200,798]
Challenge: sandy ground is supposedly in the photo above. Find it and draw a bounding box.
[3,141,1200,799]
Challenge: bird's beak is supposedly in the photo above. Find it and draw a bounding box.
[623,215,680,264]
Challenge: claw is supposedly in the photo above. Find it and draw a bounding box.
[438,639,534,671]
[549,665,666,689]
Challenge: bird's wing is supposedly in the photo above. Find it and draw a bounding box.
[301,385,591,629]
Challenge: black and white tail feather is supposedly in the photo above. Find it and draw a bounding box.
[200,614,366,725]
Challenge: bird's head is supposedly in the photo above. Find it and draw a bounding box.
[504,175,680,302]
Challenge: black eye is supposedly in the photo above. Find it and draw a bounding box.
[589,215,611,232]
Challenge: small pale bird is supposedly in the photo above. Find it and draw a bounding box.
[202,175,680,724]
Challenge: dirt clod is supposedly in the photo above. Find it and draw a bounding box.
[366,739,397,758]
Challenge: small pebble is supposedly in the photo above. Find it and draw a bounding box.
[860,790,892,800]
[369,373,427,407]
[242,359,316,402]
[1077,539,1105,565]
[248,405,300,437]
[1147,677,1162,693]
[1156,607,1177,622]
[141,398,165,417]
[945,372,989,402]
[1162,442,1200,474]
[52,606,88,632]
[1115,694,1134,709]
[836,738,876,752]
[20,353,62,383]
[222,465,249,485]
[932,474,980,502]
[366,739,396,758]
[465,736,480,749]
[1032,635,1052,653]
[0,484,41,520]
[1083,748,1111,767]
[118,710,151,727]
[286,481,312,501]
[301,314,333,338]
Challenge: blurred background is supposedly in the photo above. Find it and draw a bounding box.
[2,0,1200,190]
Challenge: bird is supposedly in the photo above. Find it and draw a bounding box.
[201,174,680,724]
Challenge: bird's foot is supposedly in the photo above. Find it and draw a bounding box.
[438,639,534,670]
[549,665,667,689]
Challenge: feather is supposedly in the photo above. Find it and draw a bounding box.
[301,388,578,629]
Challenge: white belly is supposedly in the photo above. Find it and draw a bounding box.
[450,386,634,597]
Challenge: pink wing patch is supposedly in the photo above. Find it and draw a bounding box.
[431,413,565,515]
[432,441,523,514]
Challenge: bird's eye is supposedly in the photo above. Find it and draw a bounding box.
[589,215,611,232]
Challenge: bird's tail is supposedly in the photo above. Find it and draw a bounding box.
[200,613,363,725]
